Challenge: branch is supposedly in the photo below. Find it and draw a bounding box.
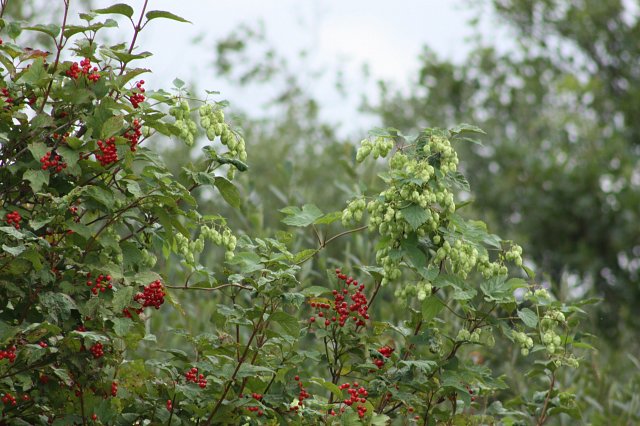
[165,283,252,292]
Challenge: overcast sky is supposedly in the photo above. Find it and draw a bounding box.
[75,1,499,134]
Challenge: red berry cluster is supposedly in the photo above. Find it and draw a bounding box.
[124,119,142,151]
[166,399,173,412]
[111,381,118,397]
[289,375,311,412]
[374,345,394,369]
[338,382,369,418]
[86,273,113,295]
[89,342,104,358]
[1,393,16,406]
[129,80,145,108]
[134,280,166,309]
[40,151,67,172]
[185,367,207,388]
[66,58,100,81]
[95,137,117,166]
[39,341,48,348]
[246,393,264,416]
[5,211,21,229]
[1,87,13,104]
[308,269,369,329]
[0,345,17,363]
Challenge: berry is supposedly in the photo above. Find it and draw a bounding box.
[66,58,100,81]
[95,137,118,166]
[40,151,67,172]
[129,80,146,108]
[89,342,104,358]
[5,211,21,229]
[166,399,173,412]
[111,381,118,397]
[124,118,143,151]
[134,280,166,309]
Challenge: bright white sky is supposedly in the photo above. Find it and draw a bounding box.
[72,0,498,134]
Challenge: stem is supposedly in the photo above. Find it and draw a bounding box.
[165,283,252,292]
[536,372,556,426]
[204,304,268,425]
[38,0,70,114]
[295,225,368,266]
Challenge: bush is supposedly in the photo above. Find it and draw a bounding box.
[0,3,591,425]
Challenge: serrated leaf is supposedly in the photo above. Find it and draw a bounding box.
[23,24,60,39]
[112,286,134,312]
[19,57,48,86]
[401,204,430,230]
[421,296,443,322]
[314,210,342,225]
[450,123,486,135]
[93,3,134,18]
[269,311,299,337]
[300,286,330,297]
[85,185,115,208]
[112,317,133,336]
[101,114,124,138]
[172,77,185,88]
[146,10,191,23]
[280,204,323,227]
[23,169,49,192]
[517,308,538,327]
[2,244,25,256]
[214,176,240,208]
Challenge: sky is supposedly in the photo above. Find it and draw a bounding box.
[70,0,500,135]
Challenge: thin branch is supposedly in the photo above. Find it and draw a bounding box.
[38,0,70,114]
[165,283,252,292]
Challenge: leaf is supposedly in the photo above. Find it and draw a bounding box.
[112,317,133,336]
[145,10,191,23]
[421,296,443,322]
[2,244,25,256]
[23,169,49,192]
[101,114,124,138]
[172,77,185,88]
[517,308,538,327]
[401,204,430,230]
[300,286,331,297]
[236,364,274,378]
[309,377,342,396]
[214,176,240,208]
[93,3,134,18]
[85,185,115,208]
[450,123,486,135]
[19,57,48,86]
[227,252,263,273]
[280,204,324,227]
[112,286,134,312]
[269,311,299,337]
[22,24,60,39]
[400,360,437,373]
[38,292,77,323]
[314,210,342,225]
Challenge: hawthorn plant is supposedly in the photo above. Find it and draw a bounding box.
[0,1,590,425]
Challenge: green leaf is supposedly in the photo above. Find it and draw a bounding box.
[227,252,263,273]
[214,176,240,208]
[146,10,191,23]
[23,169,49,192]
[22,24,60,39]
[269,311,299,337]
[401,204,430,230]
[93,3,134,18]
[421,296,443,322]
[2,244,25,256]
[19,57,48,86]
[400,360,437,373]
[112,318,133,336]
[314,210,342,225]
[280,204,324,227]
[517,308,538,328]
[309,377,342,396]
[236,364,274,378]
[172,77,185,88]
[450,123,486,135]
[300,286,331,297]
[112,286,134,312]
[101,114,124,138]
[85,185,115,208]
